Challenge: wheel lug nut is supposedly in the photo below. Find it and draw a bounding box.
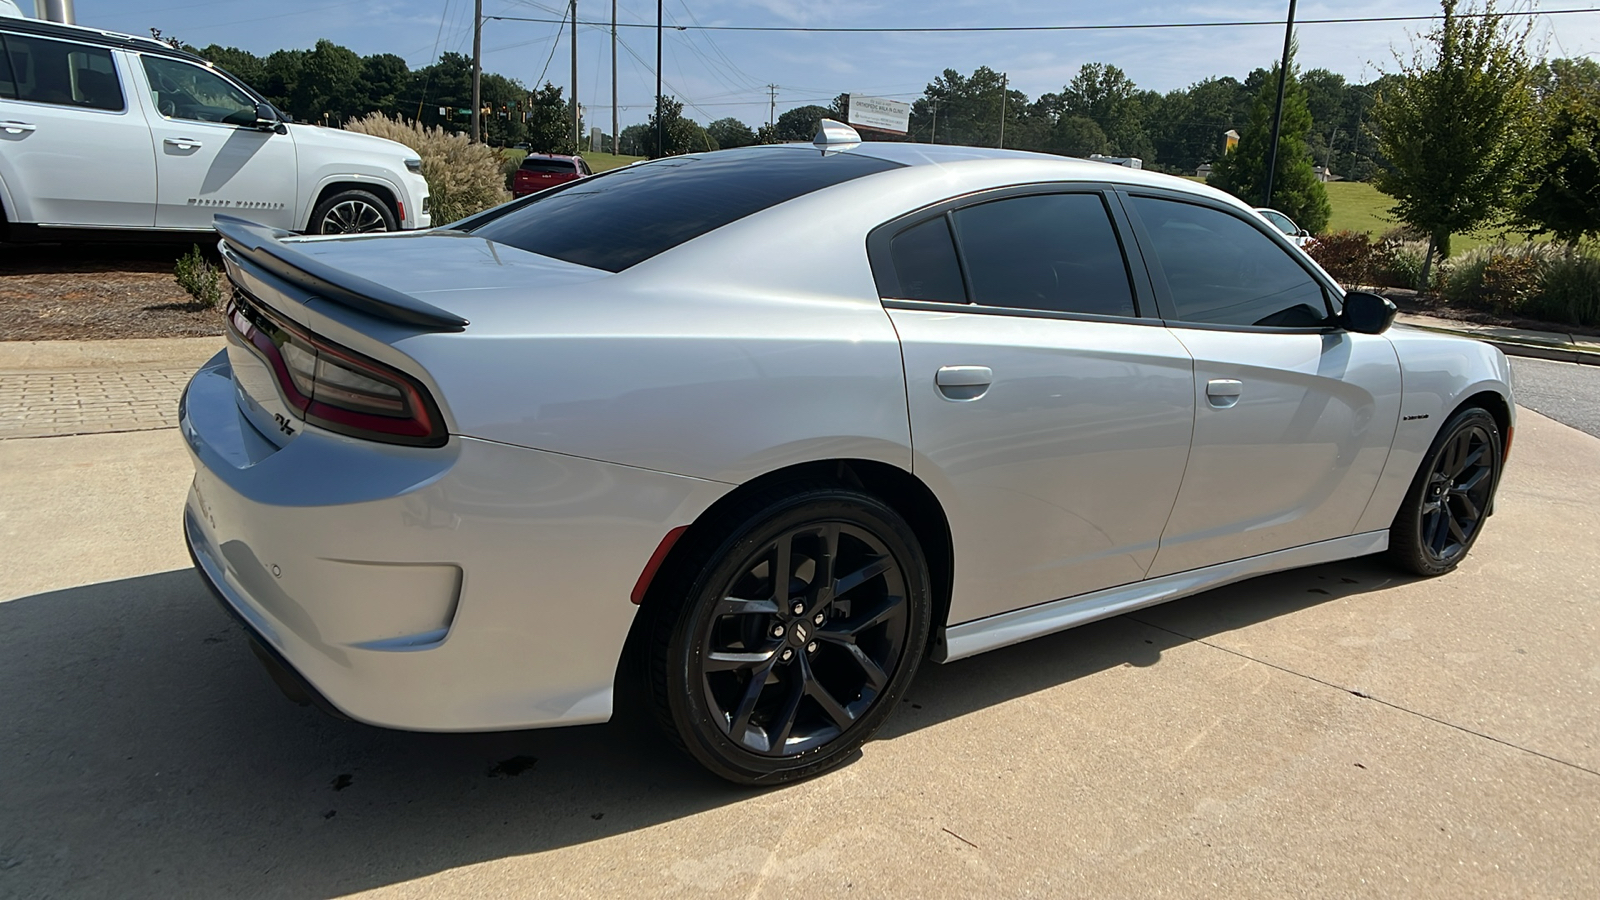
[806,641,817,653]
[781,648,794,661]
[772,624,785,638]
[791,602,805,616]
[813,613,825,625]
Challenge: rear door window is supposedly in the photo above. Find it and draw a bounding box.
[950,192,1137,317]
[1129,195,1329,328]
[886,216,966,303]
[2,34,124,111]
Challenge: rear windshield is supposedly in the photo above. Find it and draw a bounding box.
[467,146,903,272]
[520,158,576,173]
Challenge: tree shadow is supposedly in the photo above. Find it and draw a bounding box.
[0,555,1414,897]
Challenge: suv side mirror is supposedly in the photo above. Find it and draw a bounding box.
[254,102,279,131]
[1339,290,1398,334]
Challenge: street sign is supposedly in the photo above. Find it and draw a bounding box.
[847,94,910,135]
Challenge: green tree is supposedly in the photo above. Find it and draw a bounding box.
[707,117,756,149]
[193,45,265,94]
[1371,0,1534,284]
[1515,73,1600,244]
[1051,115,1108,157]
[1059,63,1153,161]
[775,105,834,142]
[357,53,410,117]
[1208,56,1332,234]
[645,97,715,157]
[292,39,361,123]
[521,82,575,154]
[908,67,1023,149]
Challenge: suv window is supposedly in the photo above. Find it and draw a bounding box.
[141,55,256,125]
[520,158,577,173]
[950,192,1136,317]
[887,216,966,303]
[469,146,902,272]
[1130,196,1329,328]
[1,34,124,111]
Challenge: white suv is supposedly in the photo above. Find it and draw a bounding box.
[0,17,430,241]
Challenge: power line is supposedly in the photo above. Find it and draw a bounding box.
[483,7,1600,33]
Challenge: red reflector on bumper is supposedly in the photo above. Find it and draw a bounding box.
[632,525,689,605]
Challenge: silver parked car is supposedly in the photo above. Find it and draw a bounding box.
[183,123,1513,785]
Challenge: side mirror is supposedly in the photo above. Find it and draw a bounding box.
[254,102,279,131]
[1339,290,1397,334]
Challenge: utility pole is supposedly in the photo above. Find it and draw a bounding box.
[655,0,663,156]
[997,73,1007,149]
[767,84,778,128]
[1263,0,1298,208]
[470,0,482,143]
[570,0,579,152]
[929,98,937,144]
[611,0,618,155]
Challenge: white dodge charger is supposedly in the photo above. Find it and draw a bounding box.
[182,124,1513,785]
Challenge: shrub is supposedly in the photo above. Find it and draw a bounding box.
[1375,239,1439,290]
[344,113,510,225]
[1439,243,1559,312]
[1527,247,1600,326]
[173,245,224,310]
[1439,244,1498,305]
[1307,230,1380,286]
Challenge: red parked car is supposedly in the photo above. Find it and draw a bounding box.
[512,153,592,196]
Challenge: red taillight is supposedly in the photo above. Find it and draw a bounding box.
[227,292,446,447]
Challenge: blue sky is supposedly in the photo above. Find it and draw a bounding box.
[78,1,1600,130]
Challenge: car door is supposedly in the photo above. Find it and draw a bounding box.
[1120,191,1403,578]
[875,188,1196,626]
[131,53,298,231]
[0,32,156,227]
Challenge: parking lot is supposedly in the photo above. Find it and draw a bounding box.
[0,338,1595,898]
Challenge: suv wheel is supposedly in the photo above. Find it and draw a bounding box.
[310,189,396,234]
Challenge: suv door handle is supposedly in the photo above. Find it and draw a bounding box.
[164,137,202,149]
[1,121,36,134]
[935,366,993,401]
[1206,379,1243,408]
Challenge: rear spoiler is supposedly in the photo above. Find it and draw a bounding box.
[213,215,469,332]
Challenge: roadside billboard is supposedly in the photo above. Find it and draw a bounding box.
[847,94,911,135]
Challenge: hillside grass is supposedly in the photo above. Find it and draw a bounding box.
[1321,181,1541,255]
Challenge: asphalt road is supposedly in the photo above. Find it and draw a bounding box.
[1511,357,1600,438]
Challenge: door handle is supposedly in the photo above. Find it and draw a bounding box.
[935,366,993,401]
[1,121,36,134]
[1206,379,1243,408]
[164,137,202,149]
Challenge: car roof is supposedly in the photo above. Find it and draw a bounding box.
[0,15,211,64]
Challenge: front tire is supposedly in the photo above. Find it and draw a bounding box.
[309,189,396,234]
[647,485,931,785]
[1388,407,1503,576]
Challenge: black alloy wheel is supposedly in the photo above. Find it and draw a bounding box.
[1389,407,1503,576]
[648,486,930,785]
[309,189,396,235]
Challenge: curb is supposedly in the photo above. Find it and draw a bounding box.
[1399,324,1600,367]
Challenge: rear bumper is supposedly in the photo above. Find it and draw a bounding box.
[181,350,729,731]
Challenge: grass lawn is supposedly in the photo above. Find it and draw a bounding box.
[1322,181,1541,255]
[500,148,644,172]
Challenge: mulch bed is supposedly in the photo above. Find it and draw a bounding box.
[0,242,224,341]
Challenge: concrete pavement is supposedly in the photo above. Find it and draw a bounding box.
[1,344,1597,896]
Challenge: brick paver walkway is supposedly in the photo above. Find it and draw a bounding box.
[0,368,193,439]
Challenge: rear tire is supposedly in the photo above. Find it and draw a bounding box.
[645,484,931,785]
[309,189,396,234]
[1388,407,1502,576]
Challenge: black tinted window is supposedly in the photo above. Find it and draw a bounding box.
[1131,196,1328,328]
[887,217,966,303]
[2,35,123,111]
[950,193,1136,317]
[470,147,902,272]
[520,158,576,173]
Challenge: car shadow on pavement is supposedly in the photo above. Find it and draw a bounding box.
[0,556,1416,897]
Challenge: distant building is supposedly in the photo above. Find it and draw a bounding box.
[1223,129,1240,154]
[1196,163,1214,179]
